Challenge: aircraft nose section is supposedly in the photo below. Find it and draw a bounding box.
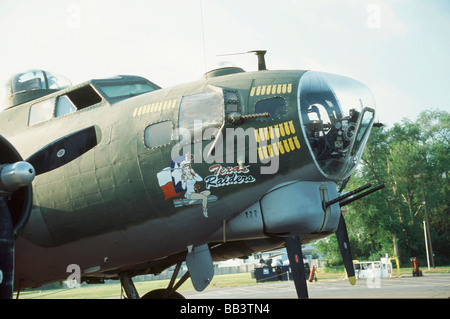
[297,71,376,181]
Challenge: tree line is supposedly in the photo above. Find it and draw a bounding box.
[317,109,449,267]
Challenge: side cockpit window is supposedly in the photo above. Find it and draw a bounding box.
[28,85,102,125]
[144,121,174,148]
[28,98,55,126]
[55,95,76,117]
[66,85,102,110]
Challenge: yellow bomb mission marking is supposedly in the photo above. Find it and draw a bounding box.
[255,120,301,160]
[132,99,179,117]
[250,83,293,97]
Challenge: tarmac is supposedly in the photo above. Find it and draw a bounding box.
[182,273,450,299]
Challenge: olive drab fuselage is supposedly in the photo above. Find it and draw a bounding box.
[0,67,375,289]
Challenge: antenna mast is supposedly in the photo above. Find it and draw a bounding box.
[248,50,267,71]
[217,50,268,71]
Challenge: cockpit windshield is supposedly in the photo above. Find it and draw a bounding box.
[298,71,376,180]
[97,83,158,101]
[93,76,160,103]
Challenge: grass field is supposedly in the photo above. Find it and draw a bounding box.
[17,273,256,299]
[16,267,449,299]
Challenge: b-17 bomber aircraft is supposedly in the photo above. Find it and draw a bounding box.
[0,51,384,299]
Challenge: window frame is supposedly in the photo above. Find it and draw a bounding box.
[178,89,225,142]
[28,98,56,126]
[144,120,175,149]
[96,82,158,103]
[55,95,77,117]
[27,84,104,126]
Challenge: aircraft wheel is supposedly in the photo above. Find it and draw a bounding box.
[141,289,185,299]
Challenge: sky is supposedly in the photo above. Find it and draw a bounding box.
[0,0,449,127]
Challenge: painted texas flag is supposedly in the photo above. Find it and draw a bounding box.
[157,154,188,200]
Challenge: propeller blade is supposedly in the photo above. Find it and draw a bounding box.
[0,196,14,299]
[26,126,99,176]
[335,213,356,285]
[285,236,309,298]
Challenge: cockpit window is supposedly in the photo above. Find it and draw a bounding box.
[66,85,102,109]
[97,83,157,102]
[55,95,76,117]
[28,85,103,125]
[298,71,376,180]
[29,98,55,126]
[144,121,174,148]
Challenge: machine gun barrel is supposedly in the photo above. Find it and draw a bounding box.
[339,184,385,207]
[325,183,372,208]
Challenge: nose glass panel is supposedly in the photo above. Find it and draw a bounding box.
[298,71,376,180]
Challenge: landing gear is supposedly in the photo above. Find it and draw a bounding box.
[119,262,189,299]
[142,262,189,299]
[119,272,140,299]
[141,288,185,299]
